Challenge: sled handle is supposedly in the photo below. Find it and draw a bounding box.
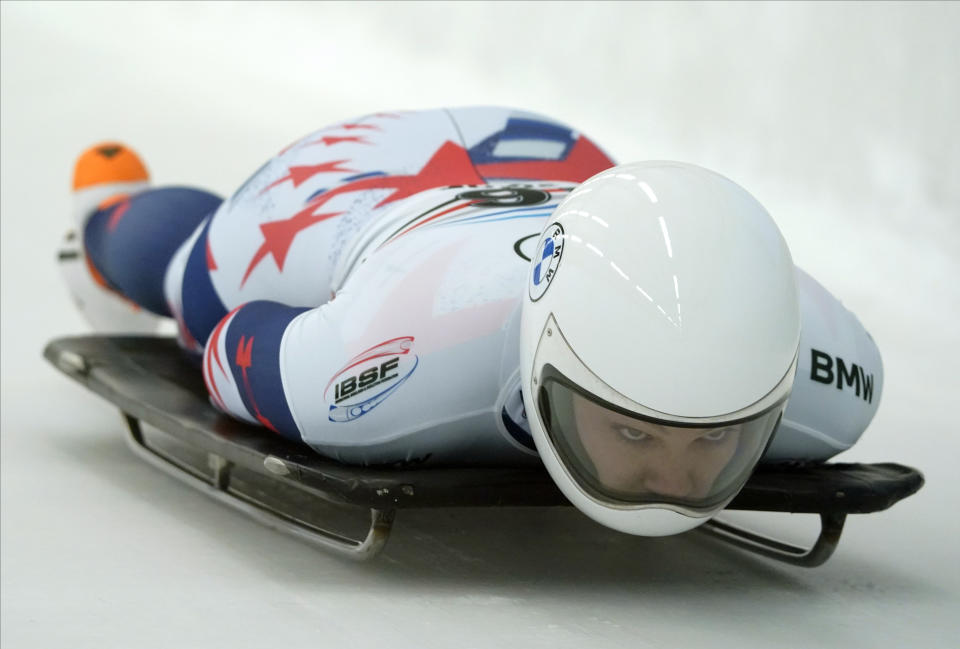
[700,513,845,567]
[121,413,394,560]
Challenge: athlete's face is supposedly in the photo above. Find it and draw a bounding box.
[572,392,741,500]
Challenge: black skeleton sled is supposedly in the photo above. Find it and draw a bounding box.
[44,335,923,566]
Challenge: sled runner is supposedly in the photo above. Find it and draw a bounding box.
[44,335,923,566]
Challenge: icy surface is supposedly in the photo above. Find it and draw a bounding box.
[2,3,958,647]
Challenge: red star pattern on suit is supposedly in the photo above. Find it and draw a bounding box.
[240,209,343,286]
[260,160,354,194]
[234,335,277,432]
[306,135,370,147]
[240,141,484,287]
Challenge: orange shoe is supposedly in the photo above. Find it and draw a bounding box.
[72,142,150,226]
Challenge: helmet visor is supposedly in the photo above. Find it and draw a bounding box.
[537,366,784,512]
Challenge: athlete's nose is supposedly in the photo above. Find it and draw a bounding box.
[642,463,694,499]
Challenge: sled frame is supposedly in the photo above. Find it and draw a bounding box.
[45,335,923,567]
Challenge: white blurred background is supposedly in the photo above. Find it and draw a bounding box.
[2,2,958,647]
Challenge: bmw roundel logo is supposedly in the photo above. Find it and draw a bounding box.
[529,222,564,302]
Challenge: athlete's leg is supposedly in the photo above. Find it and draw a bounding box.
[201,300,308,440]
[70,143,223,342]
[84,187,222,316]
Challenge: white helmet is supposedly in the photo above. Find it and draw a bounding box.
[520,161,800,536]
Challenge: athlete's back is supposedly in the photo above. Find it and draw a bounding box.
[168,107,615,350]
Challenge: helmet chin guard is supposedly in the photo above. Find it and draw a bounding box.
[520,161,801,537]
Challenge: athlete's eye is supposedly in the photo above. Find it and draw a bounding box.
[616,426,651,443]
[700,427,735,443]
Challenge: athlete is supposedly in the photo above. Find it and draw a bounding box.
[62,107,884,536]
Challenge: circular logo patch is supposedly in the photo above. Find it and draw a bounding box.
[529,222,564,302]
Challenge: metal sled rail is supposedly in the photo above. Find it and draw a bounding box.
[121,413,395,559]
[44,335,924,566]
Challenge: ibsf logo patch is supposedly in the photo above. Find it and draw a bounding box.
[529,222,564,301]
[324,337,418,423]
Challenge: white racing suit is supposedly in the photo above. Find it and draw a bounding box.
[149,108,882,467]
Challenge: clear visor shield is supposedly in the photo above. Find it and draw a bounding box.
[537,366,786,512]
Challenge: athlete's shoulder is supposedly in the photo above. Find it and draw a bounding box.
[445,106,615,183]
